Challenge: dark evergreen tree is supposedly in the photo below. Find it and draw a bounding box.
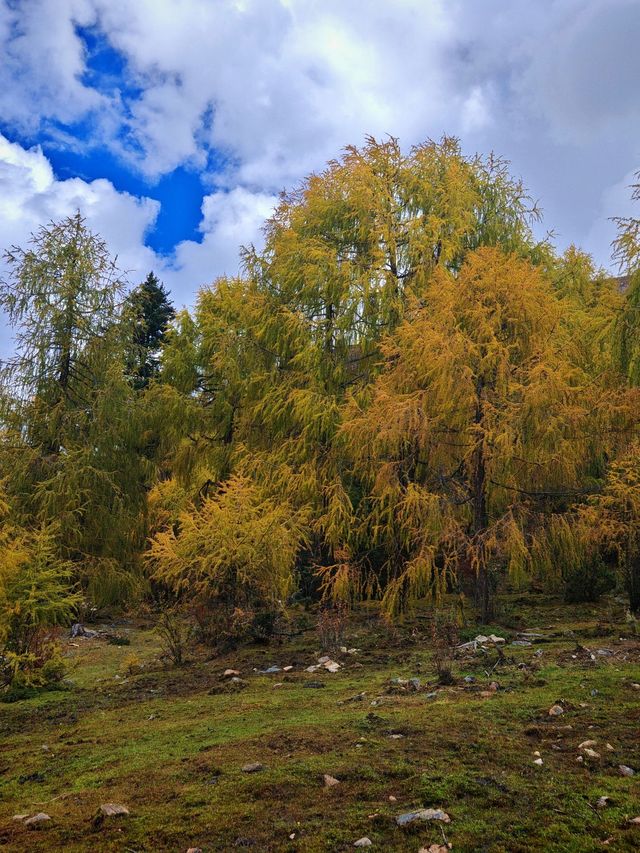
[127,272,175,389]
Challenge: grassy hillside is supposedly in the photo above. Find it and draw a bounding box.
[1,595,639,852]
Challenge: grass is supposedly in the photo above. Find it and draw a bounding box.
[1,594,639,851]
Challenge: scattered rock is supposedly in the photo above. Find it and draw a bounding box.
[24,812,51,829]
[488,634,506,645]
[323,774,340,787]
[512,640,532,647]
[596,796,612,808]
[187,848,203,852]
[548,704,564,716]
[354,838,372,847]
[578,740,597,749]
[71,623,99,639]
[396,808,451,827]
[223,669,240,677]
[419,846,451,853]
[628,817,640,825]
[463,675,475,683]
[324,661,341,673]
[606,743,614,751]
[94,803,130,827]
[388,795,397,802]
[619,765,635,777]
[241,762,264,773]
[260,666,281,674]
[283,665,294,672]
[533,758,544,766]
[631,683,640,691]
[582,748,600,759]
[12,814,29,821]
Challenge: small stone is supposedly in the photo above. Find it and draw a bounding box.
[24,812,51,829]
[283,665,294,672]
[389,733,404,739]
[223,669,240,677]
[354,838,372,847]
[578,740,597,749]
[273,682,284,688]
[242,762,263,773]
[488,681,499,691]
[533,758,544,766]
[533,750,541,757]
[396,808,450,827]
[512,640,532,647]
[631,683,640,690]
[596,797,611,808]
[606,743,614,751]
[628,817,640,825]
[548,704,564,716]
[576,755,584,763]
[419,846,450,853]
[582,748,600,759]
[306,664,321,673]
[318,655,330,664]
[187,848,203,853]
[388,795,397,802]
[99,803,129,819]
[323,660,341,673]
[323,774,340,787]
[619,765,635,777]
[262,665,281,674]
[12,814,29,821]
[463,675,475,683]
[489,634,506,644]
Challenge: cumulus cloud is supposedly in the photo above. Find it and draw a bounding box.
[0,0,638,304]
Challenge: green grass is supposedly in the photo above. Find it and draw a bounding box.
[1,596,639,851]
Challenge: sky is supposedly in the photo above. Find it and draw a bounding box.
[0,0,639,350]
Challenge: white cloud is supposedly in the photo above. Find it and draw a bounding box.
[0,0,638,299]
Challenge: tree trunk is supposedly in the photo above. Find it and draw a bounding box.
[472,376,493,622]
[628,555,640,615]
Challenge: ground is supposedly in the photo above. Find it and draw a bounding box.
[1,594,639,852]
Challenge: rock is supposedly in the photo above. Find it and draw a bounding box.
[628,817,640,825]
[354,838,372,847]
[318,655,331,664]
[548,704,564,716]
[578,740,598,749]
[187,848,203,852]
[283,665,294,672]
[606,743,614,751]
[408,677,421,691]
[71,623,99,639]
[98,803,129,819]
[596,796,611,808]
[273,683,284,688]
[533,758,544,766]
[582,748,600,759]
[419,846,451,853]
[12,814,29,821]
[475,634,489,644]
[306,664,321,673]
[223,669,240,677]
[631,683,640,690]
[488,634,506,644]
[261,665,281,674]
[304,681,326,688]
[388,795,397,802]
[24,812,51,828]
[396,808,451,827]
[323,774,340,787]
[488,681,499,692]
[323,660,341,673]
[619,765,635,777]
[242,762,264,773]
[463,675,475,683]
[512,640,532,647]
[425,691,438,699]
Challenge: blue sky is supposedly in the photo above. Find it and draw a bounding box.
[0,0,639,338]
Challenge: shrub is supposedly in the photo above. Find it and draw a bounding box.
[564,553,615,603]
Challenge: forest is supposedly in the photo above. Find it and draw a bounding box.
[1,137,640,851]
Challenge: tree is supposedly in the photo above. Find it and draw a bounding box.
[146,475,308,635]
[577,440,640,614]
[0,214,151,605]
[612,170,640,383]
[126,272,175,390]
[339,247,610,620]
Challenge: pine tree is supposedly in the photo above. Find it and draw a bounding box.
[126,272,175,389]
